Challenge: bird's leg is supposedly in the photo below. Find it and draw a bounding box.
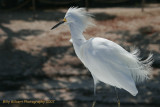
[90,71,99,107]
[92,94,96,107]
[92,79,97,107]
[91,82,97,107]
[114,87,120,107]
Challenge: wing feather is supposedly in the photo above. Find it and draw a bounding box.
[80,37,153,96]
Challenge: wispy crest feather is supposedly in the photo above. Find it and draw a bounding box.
[65,7,93,32]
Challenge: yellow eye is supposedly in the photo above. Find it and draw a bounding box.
[63,18,67,22]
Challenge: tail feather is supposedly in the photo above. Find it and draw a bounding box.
[129,48,153,83]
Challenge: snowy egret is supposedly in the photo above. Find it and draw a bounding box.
[51,7,153,107]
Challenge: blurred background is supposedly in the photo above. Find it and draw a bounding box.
[0,0,160,107]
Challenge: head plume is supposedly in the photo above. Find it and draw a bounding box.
[65,7,93,32]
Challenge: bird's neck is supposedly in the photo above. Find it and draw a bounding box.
[69,24,86,45]
[69,24,86,59]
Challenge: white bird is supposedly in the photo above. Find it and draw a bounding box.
[51,7,153,107]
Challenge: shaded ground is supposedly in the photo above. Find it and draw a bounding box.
[0,7,160,107]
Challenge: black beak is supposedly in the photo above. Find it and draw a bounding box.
[51,21,65,30]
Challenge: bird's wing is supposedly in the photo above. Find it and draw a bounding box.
[80,37,140,95]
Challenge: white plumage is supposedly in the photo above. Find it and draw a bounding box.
[52,7,153,96]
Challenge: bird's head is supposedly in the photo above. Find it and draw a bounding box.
[51,7,93,32]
